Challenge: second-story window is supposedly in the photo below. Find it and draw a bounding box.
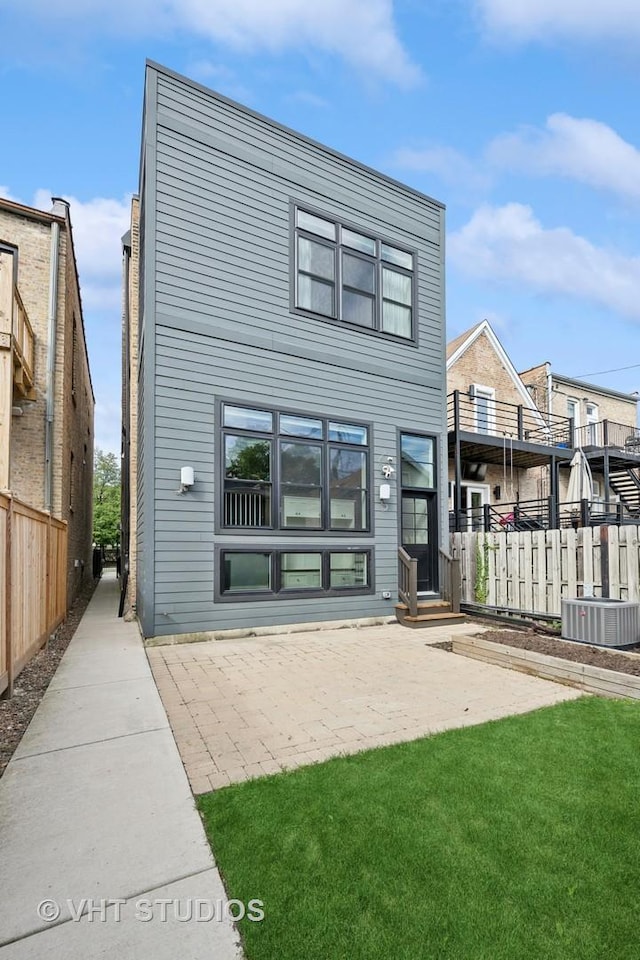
[294,207,415,341]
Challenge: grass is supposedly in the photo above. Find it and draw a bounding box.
[198,697,640,960]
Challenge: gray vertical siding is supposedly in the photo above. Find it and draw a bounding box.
[138,62,447,638]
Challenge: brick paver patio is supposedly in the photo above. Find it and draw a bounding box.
[148,621,582,794]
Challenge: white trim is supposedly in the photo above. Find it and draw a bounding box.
[447,319,542,416]
[470,383,496,433]
[566,396,580,429]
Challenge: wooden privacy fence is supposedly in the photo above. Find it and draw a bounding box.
[0,495,67,697]
[451,526,640,618]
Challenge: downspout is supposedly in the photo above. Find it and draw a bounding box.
[44,198,67,512]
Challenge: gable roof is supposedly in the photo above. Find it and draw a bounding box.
[446,322,483,361]
[446,319,541,414]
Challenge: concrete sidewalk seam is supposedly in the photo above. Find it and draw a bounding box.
[0,865,220,949]
[46,674,151,692]
[12,724,170,763]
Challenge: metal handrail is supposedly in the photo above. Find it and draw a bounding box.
[574,420,640,451]
[447,391,572,448]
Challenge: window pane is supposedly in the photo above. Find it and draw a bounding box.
[330,552,368,588]
[298,237,334,280]
[401,434,434,489]
[297,210,336,241]
[225,436,271,480]
[222,553,271,593]
[381,244,413,270]
[402,497,429,545]
[330,448,367,530]
[281,553,322,589]
[382,301,412,339]
[342,290,374,328]
[328,422,368,445]
[223,406,272,432]
[281,441,323,528]
[298,275,334,317]
[282,491,322,527]
[280,414,324,439]
[342,228,376,256]
[224,436,271,526]
[281,442,322,485]
[342,253,375,293]
[223,553,271,593]
[383,268,412,305]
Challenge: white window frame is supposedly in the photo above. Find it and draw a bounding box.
[566,397,580,429]
[470,383,496,435]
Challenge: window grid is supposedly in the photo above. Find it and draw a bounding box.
[222,404,370,533]
[294,207,415,341]
[220,548,371,597]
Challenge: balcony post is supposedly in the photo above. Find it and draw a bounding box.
[603,420,609,447]
[483,502,491,532]
[603,450,610,503]
[580,498,590,528]
[453,390,462,533]
[517,405,524,441]
[569,416,575,449]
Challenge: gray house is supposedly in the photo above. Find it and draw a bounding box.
[122,61,448,640]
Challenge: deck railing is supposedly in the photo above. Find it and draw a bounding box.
[450,497,637,533]
[439,548,461,613]
[398,547,418,617]
[574,420,640,453]
[12,286,35,398]
[448,390,573,448]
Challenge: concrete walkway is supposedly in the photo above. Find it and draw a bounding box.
[0,572,241,960]
[149,620,583,794]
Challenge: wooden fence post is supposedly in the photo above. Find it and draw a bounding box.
[45,513,51,648]
[600,526,610,599]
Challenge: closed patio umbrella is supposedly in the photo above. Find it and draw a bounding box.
[566,448,594,504]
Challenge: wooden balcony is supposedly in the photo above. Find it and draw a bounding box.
[12,286,35,400]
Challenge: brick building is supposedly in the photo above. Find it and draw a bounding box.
[0,196,95,603]
[446,320,639,530]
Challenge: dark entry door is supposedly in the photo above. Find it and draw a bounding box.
[400,434,439,594]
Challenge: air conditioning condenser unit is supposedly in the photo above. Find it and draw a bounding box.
[561,597,640,649]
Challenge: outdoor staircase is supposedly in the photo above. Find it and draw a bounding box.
[395,598,467,629]
[396,546,466,629]
[609,468,640,519]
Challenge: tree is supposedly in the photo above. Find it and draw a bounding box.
[93,449,121,547]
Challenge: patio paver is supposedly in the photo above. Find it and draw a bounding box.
[148,621,583,793]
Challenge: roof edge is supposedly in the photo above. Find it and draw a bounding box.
[144,60,446,212]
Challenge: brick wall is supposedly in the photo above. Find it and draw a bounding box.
[447,329,544,516]
[0,199,94,604]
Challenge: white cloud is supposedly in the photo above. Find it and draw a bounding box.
[32,189,131,311]
[475,0,640,42]
[487,114,640,201]
[17,0,421,87]
[450,203,640,320]
[393,145,489,191]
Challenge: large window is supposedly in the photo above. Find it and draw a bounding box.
[222,404,370,532]
[220,549,371,598]
[294,207,415,341]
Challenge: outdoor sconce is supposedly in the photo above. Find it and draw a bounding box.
[179,466,195,493]
[493,485,501,500]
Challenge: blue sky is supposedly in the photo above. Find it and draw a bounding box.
[2,0,639,453]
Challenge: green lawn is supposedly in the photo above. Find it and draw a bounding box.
[198,697,640,960]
